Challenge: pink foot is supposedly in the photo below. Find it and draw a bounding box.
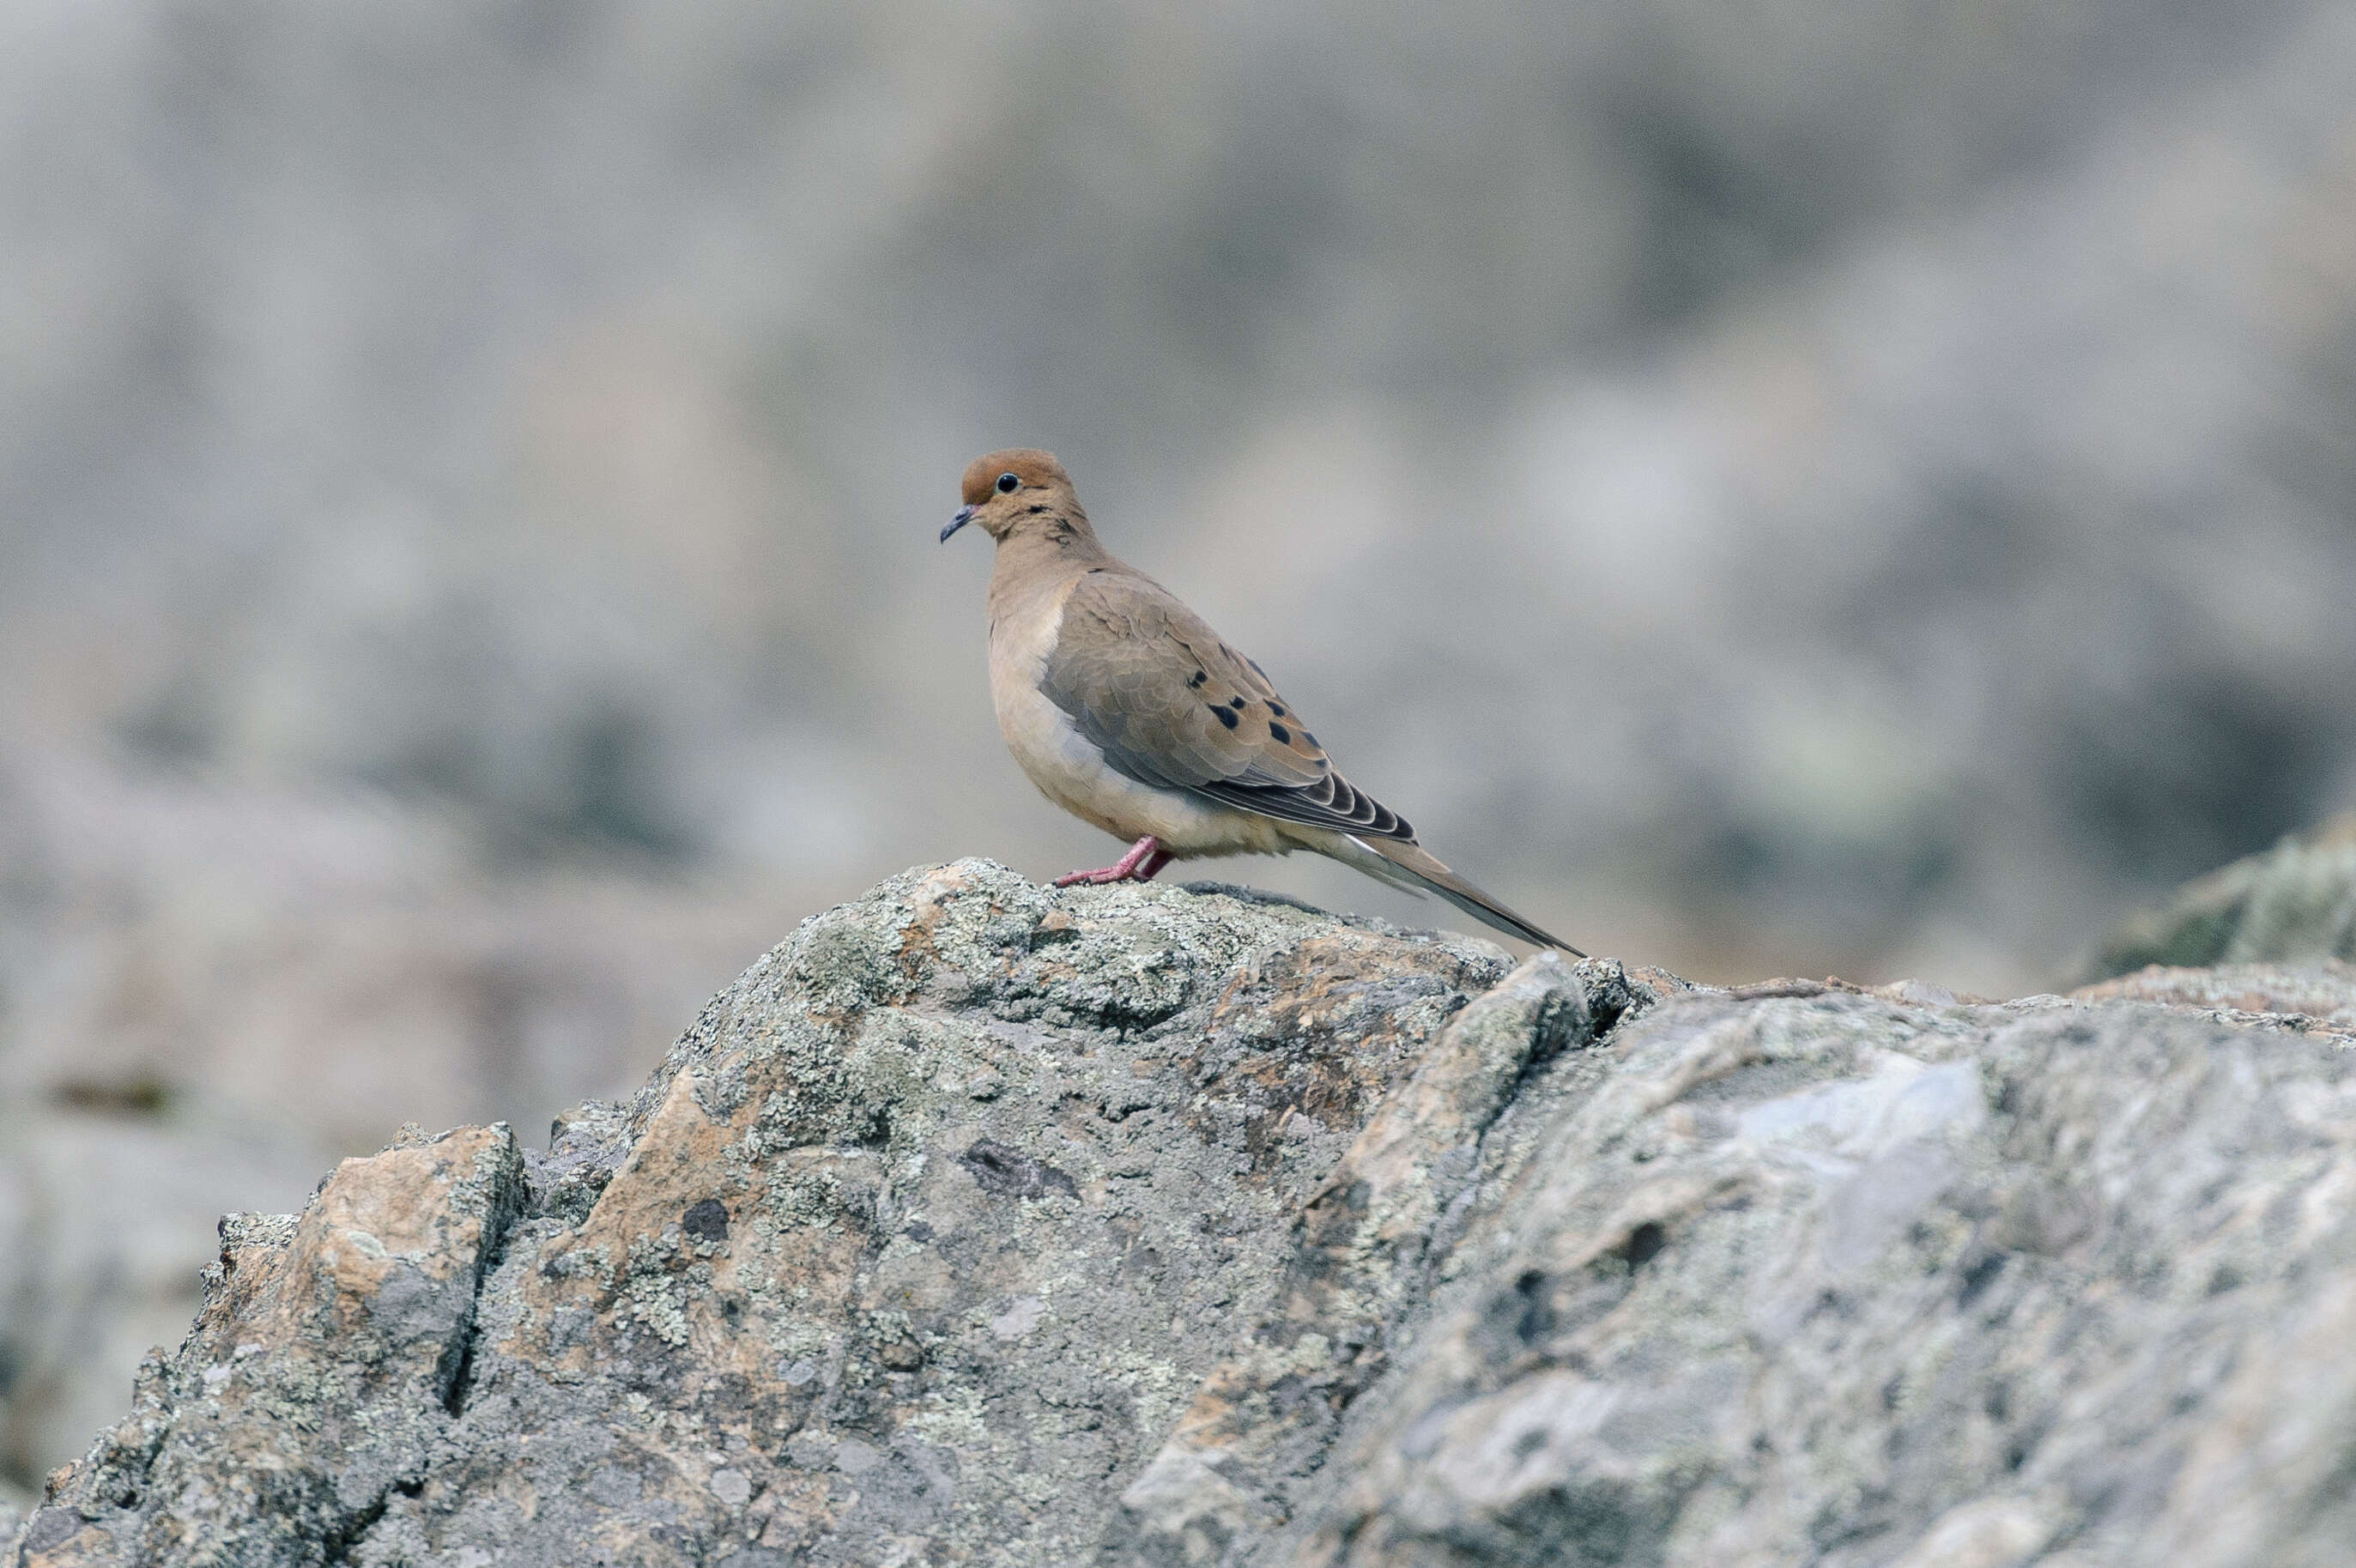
[1055,835,1172,886]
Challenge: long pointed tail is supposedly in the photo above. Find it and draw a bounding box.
[1338,834,1586,955]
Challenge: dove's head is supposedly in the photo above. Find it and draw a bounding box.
[942,449,1091,545]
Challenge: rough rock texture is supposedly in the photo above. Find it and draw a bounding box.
[11,863,2356,1566]
[2085,815,2356,979]
[19,1129,524,1565]
[2071,963,2356,1049]
[0,746,782,1498]
[1253,975,2356,1567]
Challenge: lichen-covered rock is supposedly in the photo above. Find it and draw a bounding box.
[16,863,1545,1566]
[2085,816,2356,978]
[20,1125,524,1566]
[9,863,2355,1567]
[2070,960,2356,1043]
[1257,982,2356,1567]
[1110,952,1612,1561]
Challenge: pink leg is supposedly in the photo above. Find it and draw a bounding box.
[1055,835,1166,887]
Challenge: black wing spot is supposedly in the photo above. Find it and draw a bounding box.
[1227,695,1246,711]
[1268,703,1286,717]
[1299,730,1318,748]
[1187,669,1208,689]
[1269,722,1292,744]
[1210,705,1239,730]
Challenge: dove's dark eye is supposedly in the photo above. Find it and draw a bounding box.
[996,472,1020,493]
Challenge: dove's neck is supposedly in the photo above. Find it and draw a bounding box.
[986,518,1117,624]
[985,527,1121,716]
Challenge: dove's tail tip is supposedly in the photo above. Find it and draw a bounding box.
[1342,834,1587,956]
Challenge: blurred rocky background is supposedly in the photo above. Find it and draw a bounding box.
[3,0,2355,1504]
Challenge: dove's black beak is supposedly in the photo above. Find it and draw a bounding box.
[941,506,975,543]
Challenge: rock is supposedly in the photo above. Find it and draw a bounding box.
[2085,815,2356,979]
[2071,962,2356,1048]
[14,863,1535,1566]
[1259,984,2356,1568]
[11,861,2356,1566]
[15,1127,524,1566]
[0,745,789,1496]
[0,1111,330,1505]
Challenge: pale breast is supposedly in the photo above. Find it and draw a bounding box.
[987,578,1289,856]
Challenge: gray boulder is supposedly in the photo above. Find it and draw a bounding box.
[10,862,2354,1566]
[2085,815,2356,979]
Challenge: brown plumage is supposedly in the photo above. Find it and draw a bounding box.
[941,448,1582,953]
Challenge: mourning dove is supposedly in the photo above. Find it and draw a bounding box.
[940,448,1583,954]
